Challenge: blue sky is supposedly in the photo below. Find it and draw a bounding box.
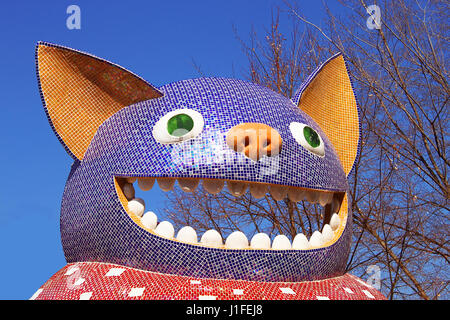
[0,0,341,299]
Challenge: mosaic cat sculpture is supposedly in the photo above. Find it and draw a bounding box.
[31,42,384,300]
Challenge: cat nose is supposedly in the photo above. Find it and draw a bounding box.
[226,123,282,161]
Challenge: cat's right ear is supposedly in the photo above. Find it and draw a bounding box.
[291,53,360,177]
[36,42,163,161]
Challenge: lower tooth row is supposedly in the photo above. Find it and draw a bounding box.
[126,195,342,250]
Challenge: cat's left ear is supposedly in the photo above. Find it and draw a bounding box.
[291,53,360,177]
[36,42,163,161]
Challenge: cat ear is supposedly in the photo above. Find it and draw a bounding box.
[36,42,163,160]
[291,53,360,177]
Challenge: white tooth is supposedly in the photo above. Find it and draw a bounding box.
[330,213,341,231]
[203,179,224,194]
[288,188,305,202]
[331,196,341,213]
[127,198,145,217]
[157,178,176,191]
[126,177,137,184]
[178,178,199,193]
[200,229,223,247]
[270,185,288,201]
[225,231,248,249]
[249,184,268,199]
[122,183,135,200]
[141,211,157,230]
[271,235,291,250]
[306,190,319,203]
[250,233,271,249]
[309,231,324,248]
[292,233,309,250]
[176,226,198,243]
[138,177,155,191]
[154,221,175,238]
[322,224,334,243]
[227,181,248,197]
[319,192,333,207]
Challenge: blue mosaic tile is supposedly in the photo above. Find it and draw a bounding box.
[36,42,359,283]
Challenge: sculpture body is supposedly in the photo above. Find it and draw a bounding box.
[32,42,384,300]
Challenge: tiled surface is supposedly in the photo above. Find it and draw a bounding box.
[293,53,360,177]
[36,42,162,160]
[36,42,360,284]
[31,262,386,300]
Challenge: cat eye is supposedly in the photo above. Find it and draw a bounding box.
[289,122,325,157]
[167,113,194,137]
[153,109,204,144]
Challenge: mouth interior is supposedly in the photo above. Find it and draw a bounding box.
[114,176,347,251]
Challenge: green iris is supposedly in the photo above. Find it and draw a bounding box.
[167,113,194,137]
[303,126,320,148]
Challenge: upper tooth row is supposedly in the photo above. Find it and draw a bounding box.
[123,177,339,208]
[126,196,341,250]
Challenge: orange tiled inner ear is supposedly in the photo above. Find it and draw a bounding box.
[298,55,359,177]
[37,45,162,160]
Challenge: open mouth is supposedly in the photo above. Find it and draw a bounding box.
[115,176,347,251]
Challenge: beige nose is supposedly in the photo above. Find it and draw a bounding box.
[226,123,282,161]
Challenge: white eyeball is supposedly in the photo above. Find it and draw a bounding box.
[152,109,204,144]
[289,122,325,157]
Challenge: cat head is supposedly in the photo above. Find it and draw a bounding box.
[36,42,359,282]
